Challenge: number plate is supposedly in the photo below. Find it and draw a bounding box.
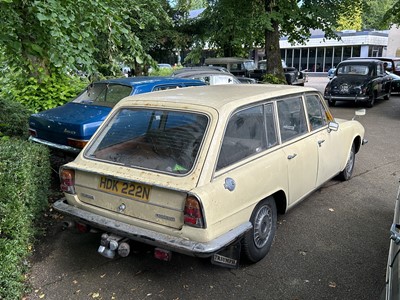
[98,176,151,202]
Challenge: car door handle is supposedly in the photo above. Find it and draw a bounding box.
[318,140,325,147]
[287,153,297,160]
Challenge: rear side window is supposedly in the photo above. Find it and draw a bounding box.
[73,83,132,107]
[277,97,307,142]
[217,105,272,170]
[153,85,181,91]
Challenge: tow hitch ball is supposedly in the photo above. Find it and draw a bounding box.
[98,233,130,259]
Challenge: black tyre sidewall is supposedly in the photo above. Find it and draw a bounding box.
[242,197,277,263]
[338,143,355,181]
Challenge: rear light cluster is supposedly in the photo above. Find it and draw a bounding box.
[67,138,88,149]
[28,128,37,137]
[60,168,76,194]
[184,196,205,228]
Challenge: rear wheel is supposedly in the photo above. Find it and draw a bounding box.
[338,143,355,181]
[242,197,277,263]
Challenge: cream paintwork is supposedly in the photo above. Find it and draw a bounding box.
[57,84,365,255]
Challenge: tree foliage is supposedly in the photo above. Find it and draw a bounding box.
[336,0,363,31]
[0,0,169,78]
[363,0,397,29]
[196,0,351,78]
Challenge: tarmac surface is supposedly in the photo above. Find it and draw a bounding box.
[26,75,400,300]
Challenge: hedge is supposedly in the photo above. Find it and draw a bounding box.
[0,139,51,299]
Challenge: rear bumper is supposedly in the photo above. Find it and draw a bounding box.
[29,136,81,154]
[53,198,252,257]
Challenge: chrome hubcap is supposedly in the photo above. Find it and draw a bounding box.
[253,205,272,248]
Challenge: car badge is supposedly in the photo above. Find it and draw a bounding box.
[224,178,236,192]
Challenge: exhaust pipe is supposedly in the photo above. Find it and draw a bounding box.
[62,220,75,230]
[98,233,130,259]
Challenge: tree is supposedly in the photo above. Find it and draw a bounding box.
[363,0,397,29]
[336,0,363,31]
[0,0,169,78]
[0,0,171,112]
[198,0,354,80]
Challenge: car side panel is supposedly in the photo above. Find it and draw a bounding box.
[200,149,288,240]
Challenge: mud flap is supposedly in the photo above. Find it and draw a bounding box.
[211,241,241,268]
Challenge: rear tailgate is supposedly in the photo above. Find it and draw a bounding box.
[73,169,187,229]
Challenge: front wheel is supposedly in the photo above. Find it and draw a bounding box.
[242,197,277,263]
[337,143,355,181]
[366,92,375,108]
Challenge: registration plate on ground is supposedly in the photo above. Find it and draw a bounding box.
[98,176,151,202]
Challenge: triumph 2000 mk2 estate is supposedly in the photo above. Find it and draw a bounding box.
[53,84,367,268]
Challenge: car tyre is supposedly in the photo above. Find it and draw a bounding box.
[338,143,355,181]
[366,92,375,107]
[242,197,277,263]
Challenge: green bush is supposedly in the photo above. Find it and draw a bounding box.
[0,139,51,300]
[15,74,88,113]
[261,74,287,85]
[0,97,31,139]
[0,69,88,113]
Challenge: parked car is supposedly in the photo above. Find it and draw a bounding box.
[382,181,400,300]
[173,66,257,84]
[256,59,308,85]
[324,59,392,107]
[204,57,256,78]
[28,77,206,155]
[53,84,367,268]
[347,57,400,76]
[327,68,336,79]
[386,72,400,94]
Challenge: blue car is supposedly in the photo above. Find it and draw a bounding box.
[28,77,205,154]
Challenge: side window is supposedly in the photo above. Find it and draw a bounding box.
[217,105,266,170]
[153,85,180,91]
[305,94,328,131]
[265,103,278,148]
[277,97,307,142]
[376,64,384,76]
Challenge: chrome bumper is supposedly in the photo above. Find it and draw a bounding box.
[28,136,81,154]
[324,95,369,101]
[53,198,252,257]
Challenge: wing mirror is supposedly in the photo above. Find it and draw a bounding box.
[328,121,339,132]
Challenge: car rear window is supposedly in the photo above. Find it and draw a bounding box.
[85,108,208,175]
[337,64,369,75]
[73,83,132,107]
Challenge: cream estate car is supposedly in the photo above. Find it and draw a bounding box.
[54,84,367,268]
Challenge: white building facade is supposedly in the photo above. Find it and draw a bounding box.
[276,28,400,72]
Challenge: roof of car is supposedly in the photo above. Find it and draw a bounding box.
[173,66,230,75]
[117,84,317,111]
[173,70,236,77]
[95,76,204,87]
[339,59,382,65]
[205,57,254,63]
